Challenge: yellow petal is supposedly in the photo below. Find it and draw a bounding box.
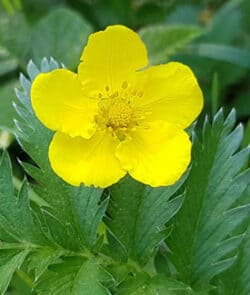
[31,69,97,138]
[133,62,203,128]
[49,131,126,188]
[116,121,191,187]
[78,25,148,96]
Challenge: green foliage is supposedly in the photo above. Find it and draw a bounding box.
[1,58,113,294]
[167,110,250,290]
[116,274,192,295]
[31,7,93,69]
[0,10,30,65]
[0,152,48,245]
[0,48,18,77]
[0,80,18,132]
[201,0,243,44]
[36,257,113,295]
[140,25,202,64]
[0,151,48,293]
[0,6,92,69]
[0,249,29,294]
[0,0,250,293]
[217,224,250,295]
[106,176,185,265]
[185,44,250,69]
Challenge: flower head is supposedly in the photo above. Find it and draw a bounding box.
[31,25,203,188]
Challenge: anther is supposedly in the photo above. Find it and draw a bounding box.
[105,86,110,92]
[138,91,143,97]
[110,91,119,98]
[98,93,102,98]
[122,81,128,89]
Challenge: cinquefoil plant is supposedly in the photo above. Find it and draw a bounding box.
[0,26,249,295]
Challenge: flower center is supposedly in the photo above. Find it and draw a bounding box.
[95,82,146,140]
[107,99,132,129]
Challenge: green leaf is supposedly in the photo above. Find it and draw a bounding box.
[201,0,243,44]
[105,175,186,265]
[1,0,22,14]
[218,185,250,295]
[0,151,58,292]
[27,247,64,281]
[0,79,19,132]
[0,151,48,245]
[35,257,113,295]
[167,109,250,289]
[0,249,29,294]
[139,25,202,64]
[14,58,107,251]
[117,272,192,295]
[218,227,250,295]
[70,186,109,248]
[0,10,31,65]
[0,148,108,291]
[166,5,199,26]
[185,44,250,69]
[31,7,93,69]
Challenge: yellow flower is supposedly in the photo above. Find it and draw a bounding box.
[31,25,203,188]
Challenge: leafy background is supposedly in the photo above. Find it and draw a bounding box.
[0,0,250,294]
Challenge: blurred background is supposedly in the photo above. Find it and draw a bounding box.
[0,0,250,293]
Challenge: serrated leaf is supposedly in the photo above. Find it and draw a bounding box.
[105,175,186,265]
[0,249,29,294]
[0,150,107,292]
[117,272,192,295]
[31,7,93,69]
[218,185,250,295]
[35,257,113,295]
[14,59,107,251]
[139,25,202,64]
[167,109,250,289]
[0,152,48,245]
[27,247,64,281]
[71,186,109,248]
[0,152,53,291]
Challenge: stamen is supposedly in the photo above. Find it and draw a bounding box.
[95,85,148,140]
[110,91,119,98]
[122,81,128,89]
[107,99,133,129]
[138,91,143,97]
